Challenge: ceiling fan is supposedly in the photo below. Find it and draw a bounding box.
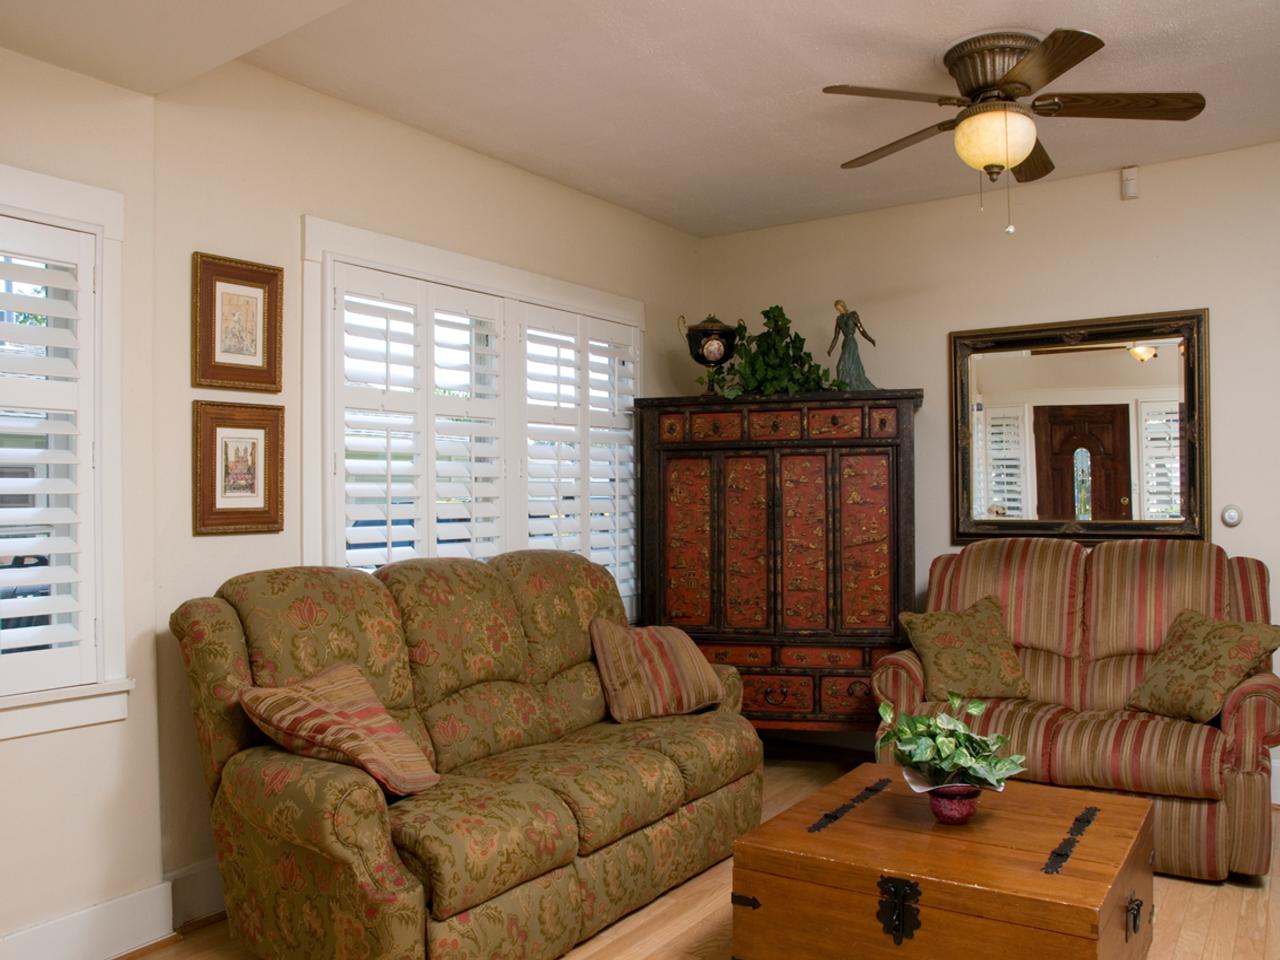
[824,29,1205,182]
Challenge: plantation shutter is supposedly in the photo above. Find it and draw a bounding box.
[523,304,639,616]
[524,305,584,554]
[1139,400,1182,520]
[970,402,988,518]
[586,319,639,618]
[334,264,427,569]
[0,216,98,696]
[984,406,1027,519]
[429,284,503,559]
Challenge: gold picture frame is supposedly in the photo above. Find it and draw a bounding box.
[191,252,283,392]
[192,400,284,535]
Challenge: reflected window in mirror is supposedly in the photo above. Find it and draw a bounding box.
[951,310,1207,543]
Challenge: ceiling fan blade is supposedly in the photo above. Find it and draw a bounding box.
[997,29,1105,97]
[1012,139,1055,182]
[824,84,969,108]
[840,119,958,169]
[1032,92,1206,120]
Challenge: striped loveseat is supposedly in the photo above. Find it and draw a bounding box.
[873,538,1279,880]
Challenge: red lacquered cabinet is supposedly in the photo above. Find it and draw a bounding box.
[636,390,922,731]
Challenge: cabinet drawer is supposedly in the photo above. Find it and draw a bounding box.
[700,643,772,667]
[658,413,686,442]
[690,411,743,441]
[748,409,802,440]
[742,674,814,713]
[867,646,903,668]
[779,645,864,669]
[819,676,876,716]
[807,407,862,439]
[869,407,898,437]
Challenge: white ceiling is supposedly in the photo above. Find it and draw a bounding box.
[4,0,1279,235]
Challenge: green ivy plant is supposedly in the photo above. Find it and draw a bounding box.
[877,693,1027,790]
[698,305,845,398]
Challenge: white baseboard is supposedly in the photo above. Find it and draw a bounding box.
[0,882,172,960]
[167,857,225,929]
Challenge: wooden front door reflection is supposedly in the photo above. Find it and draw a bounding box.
[1033,404,1132,521]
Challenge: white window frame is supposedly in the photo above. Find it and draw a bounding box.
[301,217,644,579]
[0,162,130,740]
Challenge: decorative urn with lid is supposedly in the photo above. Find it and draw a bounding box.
[679,314,738,390]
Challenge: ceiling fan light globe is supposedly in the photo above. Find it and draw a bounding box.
[953,105,1037,175]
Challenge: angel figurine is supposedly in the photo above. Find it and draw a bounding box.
[826,299,876,390]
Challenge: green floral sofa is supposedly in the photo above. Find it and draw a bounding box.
[170,551,763,960]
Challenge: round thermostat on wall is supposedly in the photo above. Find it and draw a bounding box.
[1221,504,1243,528]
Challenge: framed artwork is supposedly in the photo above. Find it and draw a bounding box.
[193,401,284,535]
[191,252,283,391]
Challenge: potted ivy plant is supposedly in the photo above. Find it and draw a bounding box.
[877,693,1027,825]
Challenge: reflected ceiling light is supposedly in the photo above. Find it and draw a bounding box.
[953,102,1037,181]
[1128,344,1158,362]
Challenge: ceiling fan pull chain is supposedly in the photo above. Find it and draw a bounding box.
[1005,163,1015,235]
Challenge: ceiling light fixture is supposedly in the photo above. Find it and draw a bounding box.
[953,102,1038,181]
[1128,344,1158,362]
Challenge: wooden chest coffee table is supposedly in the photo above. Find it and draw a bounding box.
[732,763,1154,959]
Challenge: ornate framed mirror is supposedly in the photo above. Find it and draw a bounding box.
[950,309,1208,543]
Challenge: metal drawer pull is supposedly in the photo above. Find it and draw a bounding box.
[830,414,840,426]
[1126,896,1143,941]
[771,417,781,432]
[879,417,888,431]
[710,420,721,435]
[763,684,789,706]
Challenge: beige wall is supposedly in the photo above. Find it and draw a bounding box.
[694,142,1280,605]
[0,49,159,934]
[151,62,699,876]
[0,52,697,936]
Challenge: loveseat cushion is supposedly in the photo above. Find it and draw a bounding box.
[1125,610,1280,722]
[455,741,685,854]
[388,776,578,920]
[1050,710,1225,799]
[561,710,763,802]
[1083,541,1229,709]
[489,551,628,738]
[375,558,553,772]
[900,596,1031,701]
[910,698,1069,781]
[216,566,433,758]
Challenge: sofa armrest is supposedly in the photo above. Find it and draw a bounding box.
[871,650,925,714]
[215,746,425,959]
[1221,671,1280,772]
[713,664,744,714]
[220,746,405,868]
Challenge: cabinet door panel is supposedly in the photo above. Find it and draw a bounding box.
[724,455,770,629]
[779,453,830,631]
[838,451,893,629]
[663,457,713,625]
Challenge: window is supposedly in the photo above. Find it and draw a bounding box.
[980,405,1029,519]
[1139,400,1183,520]
[0,163,130,740]
[319,242,642,618]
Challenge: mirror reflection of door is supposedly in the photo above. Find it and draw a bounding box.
[1032,405,1132,521]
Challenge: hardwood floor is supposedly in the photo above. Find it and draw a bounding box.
[140,759,1274,960]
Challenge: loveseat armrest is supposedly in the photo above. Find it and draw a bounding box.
[713,664,744,713]
[871,650,925,714]
[216,746,425,960]
[1222,671,1280,772]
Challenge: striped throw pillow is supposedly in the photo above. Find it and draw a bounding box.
[590,618,724,722]
[240,662,439,794]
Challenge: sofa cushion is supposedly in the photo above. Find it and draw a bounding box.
[375,558,552,773]
[911,698,1068,781]
[455,741,685,854]
[489,551,628,737]
[927,539,1088,708]
[901,596,1031,702]
[590,619,724,722]
[388,775,578,921]
[561,710,763,802]
[240,663,439,795]
[1126,611,1280,722]
[1050,710,1225,799]
[216,566,432,758]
